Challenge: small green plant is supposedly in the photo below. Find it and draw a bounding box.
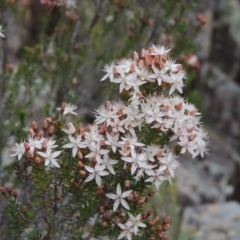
[2,45,208,239]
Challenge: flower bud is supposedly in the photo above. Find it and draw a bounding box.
[31,121,38,132]
[163,216,170,224]
[127,193,134,201]
[99,206,105,214]
[35,156,43,165]
[144,196,151,202]
[147,208,154,217]
[29,128,36,137]
[137,196,145,205]
[106,101,113,111]
[77,161,84,168]
[48,126,55,136]
[38,130,44,138]
[59,103,66,114]
[26,151,34,160]
[0,187,6,195]
[125,180,130,188]
[103,214,109,221]
[45,117,52,123]
[157,225,162,232]
[148,190,155,197]
[196,13,207,25]
[43,119,48,131]
[77,151,83,160]
[79,170,86,176]
[6,186,12,195]
[24,141,30,151]
[163,223,170,231]
[12,189,18,198]
[133,51,139,61]
[21,205,27,214]
[113,217,120,224]
[102,221,108,227]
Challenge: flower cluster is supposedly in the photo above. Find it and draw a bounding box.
[10,45,208,240]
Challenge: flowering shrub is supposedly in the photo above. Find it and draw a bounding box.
[5,45,208,239]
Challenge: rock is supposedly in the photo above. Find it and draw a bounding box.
[181,201,240,240]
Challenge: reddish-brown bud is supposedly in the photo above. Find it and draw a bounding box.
[24,141,30,151]
[79,127,85,138]
[103,214,110,221]
[196,13,207,25]
[77,151,83,160]
[145,196,151,202]
[127,193,134,201]
[147,208,154,217]
[45,117,52,123]
[102,221,108,227]
[77,161,84,168]
[163,216,171,224]
[59,103,67,114]
[26,151,34,160]
[38,130,44,138]
[29,128,36,137]
[137,196,145,205]
[157,225,162,232]
[113,217,120,224]
[43,120,48,130]
[21,205,27,214]
[0,187,6,195]
[106,101,113,111]
[148,190,155,197]
[6,186,12,195]
[42,139,48,150]
[133,51,139,61]
[12,189,18,198]
[31,121,38,132]
[72,77,77,85]
[96,187,105,196]
[99,206,105,214]
[125,180,131,188]
[48,126,55,136]
[79,170,86,176]
[35,156,43,165]
[163,223,170,231]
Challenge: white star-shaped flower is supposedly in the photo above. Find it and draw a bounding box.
[62,135,87,157]
[84,164,109,187]
[128,213,146,235]
[38,149,62,168]
[57,103,78,115]
[117,222,133,240]
[10,142,25,160]
[106,183,132,211]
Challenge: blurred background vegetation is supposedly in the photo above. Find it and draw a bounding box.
[0,0,210,239]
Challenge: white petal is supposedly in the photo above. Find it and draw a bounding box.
[120,199,130,210]
[113,199,120,211]
[51,159,60,168]
[84,174,95,183]
[95,175,102,187]
[122,190,133,198]
[105,193,117,200]
[116,184,121,195]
